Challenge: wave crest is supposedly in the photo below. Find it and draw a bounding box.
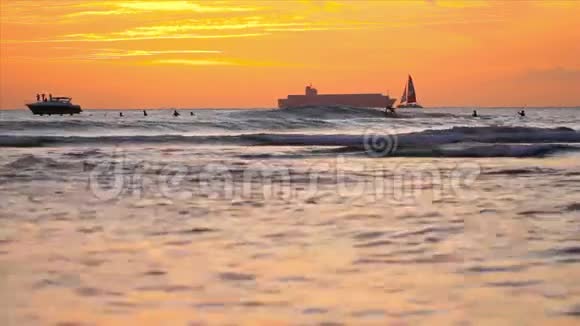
[1,126,578,158]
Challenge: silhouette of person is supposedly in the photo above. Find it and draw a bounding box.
[384,107,396,117]
[143,110,148,117]
[41,94,46,102]
[472,110,478,117]
[190,111,194,116]
[36,94,40,101]
[173,110,180,117]
[49,94,52,101]
[518,109,526,117]
[119,112,124,117]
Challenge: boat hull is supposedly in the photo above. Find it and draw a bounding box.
[26,103,82,115]
[397,103,423,109]
[278,94,396,109]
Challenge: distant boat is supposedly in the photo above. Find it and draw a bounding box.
[278,84,396,109]
[397,75,423,109]
[27,95,82,116]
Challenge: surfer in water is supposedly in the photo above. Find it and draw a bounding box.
[190,112,195,116]
[173,110,180,117]
[384,107,397,117]
[143,110,148,117]
[518,109,526,117]
[119,112,124,117]
[472,110,478,117]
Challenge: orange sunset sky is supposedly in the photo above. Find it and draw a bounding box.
[1,0,579,109]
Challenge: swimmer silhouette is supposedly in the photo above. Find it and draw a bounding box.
[119,112,124,117]
[472,110,478,117]
[518,109,526,117]
[173,110,180,117]
[143,110,148,117]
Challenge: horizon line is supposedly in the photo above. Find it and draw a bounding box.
[2,106,580,111]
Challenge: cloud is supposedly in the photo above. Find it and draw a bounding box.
[116,1,256,12]
[1,2,388,44]
[1,48,224,62]
[65,1,258,17]
[152,57,286,67]
[264,25,379,32]
[66,9,136,17]
[114,20,308,36]
[53,16,381,42]
[90,49,222,59]
[5,14,379,44]
[2,33,269,44]
[153,59,237,66]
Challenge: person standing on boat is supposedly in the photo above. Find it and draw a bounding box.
[36,94,40,102]
[41,94,46,102]
[49,94,52,101]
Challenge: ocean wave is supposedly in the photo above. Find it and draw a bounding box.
[564,203,580,212]
[242,126,580,147]
[1,126,579,158]
[483,167,560,175]
[424,144,577,158]
[334,143,577,158]
[4,154,71,169]
[352,143,580,157]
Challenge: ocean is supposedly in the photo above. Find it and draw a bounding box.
[0,107,579,325]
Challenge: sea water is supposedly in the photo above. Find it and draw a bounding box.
[0,107,579,325]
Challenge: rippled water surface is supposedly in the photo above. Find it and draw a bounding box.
[0,107,579,325]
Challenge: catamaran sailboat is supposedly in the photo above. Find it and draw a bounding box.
[397,75,423,109]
